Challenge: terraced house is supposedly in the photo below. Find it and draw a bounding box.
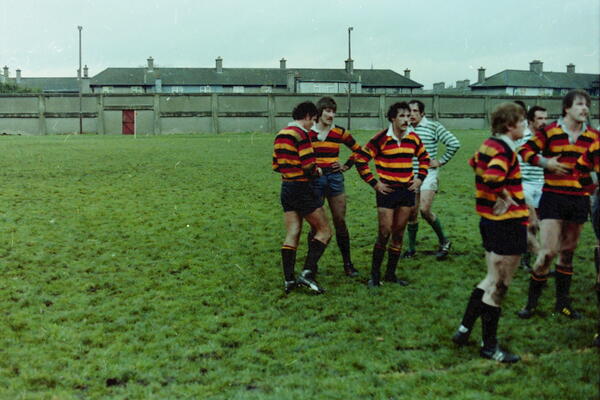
[89,57,423,95]
[471,60,600,96]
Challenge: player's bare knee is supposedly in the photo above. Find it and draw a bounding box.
[491,280,509,304]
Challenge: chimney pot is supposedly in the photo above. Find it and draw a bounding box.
[280,58,287,69]
[147,56,154,71]
[16,69,21,84]
[529,60,543,74]
[216,56,223,73]
[477,67,486,84]
[83,65,89,78]
[3,65,8,78]
[404,68,411,79]
[567,63,575,73]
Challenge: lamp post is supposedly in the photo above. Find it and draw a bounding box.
[78,25,82,134]
[347,26,353,129]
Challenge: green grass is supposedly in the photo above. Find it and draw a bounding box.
[0,130,598,400]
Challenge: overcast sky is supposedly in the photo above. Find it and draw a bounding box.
[1,0,598,89]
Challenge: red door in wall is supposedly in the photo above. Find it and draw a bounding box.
[122,110,135,135]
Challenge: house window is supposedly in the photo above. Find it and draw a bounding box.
[199,85,212,93]
[171,86,184,94]
[260,85,272,93]
[102,86,113,94]
[233,86,245,93]
[131,86,144,94]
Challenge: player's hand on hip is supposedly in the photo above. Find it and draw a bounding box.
[374,181,392,195]
[408,178,422,192]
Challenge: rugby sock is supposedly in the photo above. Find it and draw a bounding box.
[431,217,447,243]
[304,239,327,276]
[336,232,352,267]
[481,303,501,351]
[384,246,402,279]
[459,288,485,332]
[407,223,418,252]
[371,243,386,283]
[281,245,297,281]
[307,230,315,249]
[524,272,548,310]
[555,265,574,308]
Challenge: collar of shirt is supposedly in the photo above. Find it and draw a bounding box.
[313,123,333,141]
[386,124,413,142]
[288,121,310,133]
[557,117,589,136]
[499,134,518,151]
[413,116,429,128]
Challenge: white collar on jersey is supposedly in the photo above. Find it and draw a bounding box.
[499,134,518,151]
[313,122,333,141]
[386,123,414,141]
[412,116,429,128]
[288,121,310,133]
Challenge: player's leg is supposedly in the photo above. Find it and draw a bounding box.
[384,205,412,285]
[282,211,302,293]
[404,190,420,258]
[554,221,584,319]
[298,206,331,293]
[517,218,562,318]
[369,207,393,286]
[328,188,358,277]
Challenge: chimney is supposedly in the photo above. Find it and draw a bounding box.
[345,58,354,74]
[216,56,223,73]
[477,67,485,84]
[456,80,464,89]
[147,56,154,72]
[529,60,543,74]
[3,65,8,79]
[83,65,89,78]
[280,58,287,69]
[464,79,470,87]
[433,82,445,91]
[16,69,21,84]
[404,69,411,80]
[567,63,575,74]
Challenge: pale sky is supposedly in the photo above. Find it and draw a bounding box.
[1,0,599,89]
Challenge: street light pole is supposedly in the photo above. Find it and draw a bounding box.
[78,25,82,135]
[347,26,353,130]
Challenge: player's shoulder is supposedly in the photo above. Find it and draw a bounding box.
[332,124,347,134]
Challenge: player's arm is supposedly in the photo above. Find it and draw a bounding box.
[297,132,321,178]
[341,129,362,172]
[436,124,460,166]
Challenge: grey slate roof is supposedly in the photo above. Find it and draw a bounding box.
[471,69,599,89]
[11,77,79,92]
[90,67,422,88]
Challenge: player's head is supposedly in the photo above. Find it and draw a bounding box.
[527,105,548,131]
[387,102,411,122]
[514,100,527,113]
[316,96,337,124]
[562,89,590,121]
[292,101,318,129]
[491,102,526,137]
[408,100,425,125]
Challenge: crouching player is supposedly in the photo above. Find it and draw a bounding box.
[575,139,600,347]
[452,103,528,363]
[354,102,430,287]
[272,101,332,294]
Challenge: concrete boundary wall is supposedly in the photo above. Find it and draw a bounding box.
[0,93,598,135]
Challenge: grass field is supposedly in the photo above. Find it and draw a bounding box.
[0,130,598,400]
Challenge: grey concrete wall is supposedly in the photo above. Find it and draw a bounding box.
[0,93,598,136]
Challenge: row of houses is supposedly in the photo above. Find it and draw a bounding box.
[1,58,598,97]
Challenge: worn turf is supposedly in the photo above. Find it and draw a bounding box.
[0,130,597,399]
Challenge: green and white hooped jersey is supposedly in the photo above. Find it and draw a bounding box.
[517,128,544,184]
[411,116,460,170]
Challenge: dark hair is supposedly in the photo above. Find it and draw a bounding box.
[316,96,337,119]
[491,102,525,135]
[292,101,318,120]
[514,100,527,113]
[562,89,591,117]
[527,105,547,122]
[408,99,425,113]
[387,102,410,122]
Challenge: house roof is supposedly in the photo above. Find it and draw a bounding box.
[471,69,600,89]
[90,67,422,88]
[8,77,79,92]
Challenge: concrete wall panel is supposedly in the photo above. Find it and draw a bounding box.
[0,97,38,113]
[0,118,39,135]
[160,95,211,112]
[161,117,212,134]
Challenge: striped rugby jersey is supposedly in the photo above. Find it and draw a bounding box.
[272,123,317,182]
[516,128,544,184]
[411,117,460,167]
[576,138,600,174]
[355,125,430,187]
[469,137,528,222]
[308,125,361,169]
[519,120,599,196]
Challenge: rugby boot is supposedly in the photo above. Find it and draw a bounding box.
[343,263,359,277]
[517,273,547,319]
[554,299,582,320]
[451,329,470,346]
[284,280,298,294]
[453,288,485,346]
[436,239,452,260]
[402,250,416,259]
[383,274,409,286]
[297,270,325,294]
[480,345,521,363]
[593,333,600,348]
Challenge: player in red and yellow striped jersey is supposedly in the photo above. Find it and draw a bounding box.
[575,139,600,347]
[517,89,599,320]
[452,102,527,363]
[272,101,331,294]
[307,97,362,277]
[354,102,430,287]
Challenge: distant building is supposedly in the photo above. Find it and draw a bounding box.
[89,57,423,95]
[1,65,87,93]
[470,61,600,96]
